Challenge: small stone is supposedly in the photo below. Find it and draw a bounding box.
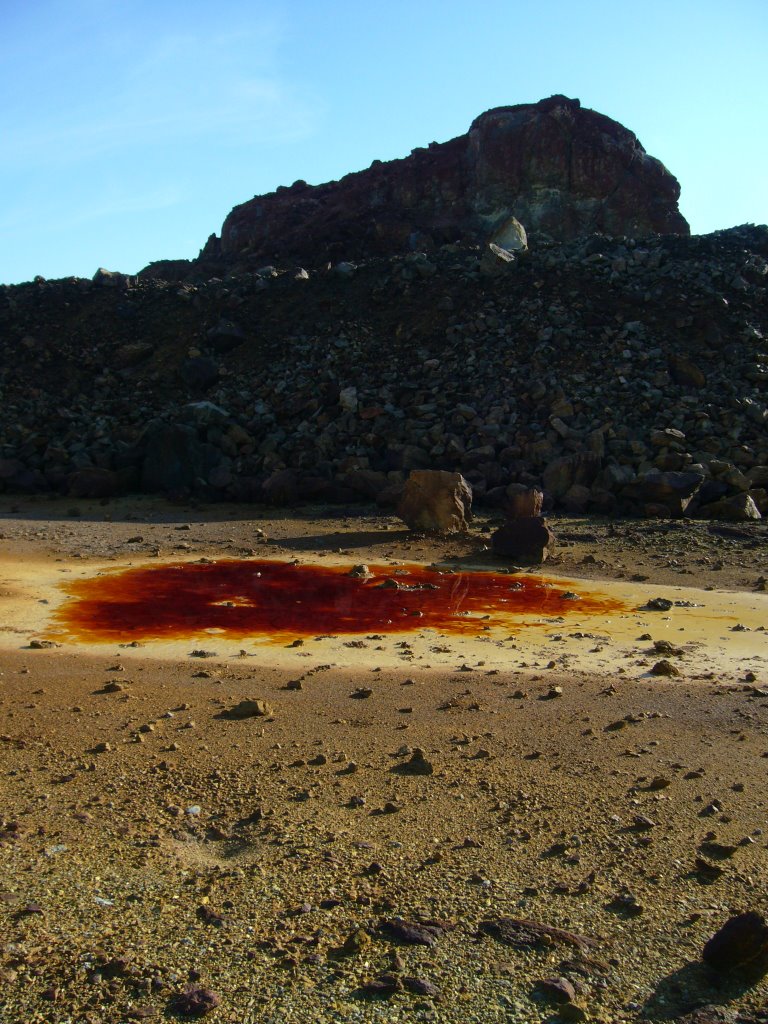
[537,976,577,1003]
[379,918,448,947]
[169,984,220,1017]
[223,699,273,719]
[699,840,738,859]
[338,928,371,956]
[196,904,227,927]
[647,776,672,790]
[350,687,374,699]
[359,973,402,996]
[395,749,434,775]
[651,660,680,677]
[540,685,563,700]
[632,814,656,830]
[403,975,441,997]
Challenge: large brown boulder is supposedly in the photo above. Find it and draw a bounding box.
[170,95,687,277]
[397,470,472,533]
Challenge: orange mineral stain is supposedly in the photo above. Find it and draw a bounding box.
[52,559,626,644]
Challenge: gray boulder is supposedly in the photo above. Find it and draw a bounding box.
[622,469,704,516]
[701,492,762,521]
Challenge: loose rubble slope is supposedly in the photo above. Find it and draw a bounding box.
[1,226,766,519]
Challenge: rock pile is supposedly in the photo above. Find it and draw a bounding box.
[0,224,766,520]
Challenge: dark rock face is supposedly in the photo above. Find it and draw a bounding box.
[189,95,687,275]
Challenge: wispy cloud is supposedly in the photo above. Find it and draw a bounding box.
[0,185,186,235]
[0,14,320,169]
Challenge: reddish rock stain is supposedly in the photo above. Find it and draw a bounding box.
[52,559,626,643]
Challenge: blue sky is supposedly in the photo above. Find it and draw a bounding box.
[1,0,766,284]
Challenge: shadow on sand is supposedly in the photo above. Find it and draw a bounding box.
[639,958,766,1021]
[265,528,414,553]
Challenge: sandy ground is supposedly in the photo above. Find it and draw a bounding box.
[1,497,767,1024]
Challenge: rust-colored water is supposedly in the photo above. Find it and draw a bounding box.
[52,559,627,643]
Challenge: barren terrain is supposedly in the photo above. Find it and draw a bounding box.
[1,498,767,1023]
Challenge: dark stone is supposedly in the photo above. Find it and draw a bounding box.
[261,468,301,506]
[403,976,441,997]
[502,484,543,518]
[180,356,219,391]
[67,467,120,499]
[139,423,221,494]
[479,917,597,950]
[543,453,601,500]
[392,749,434,775]
[491,516,555,563]
[378,918,447,947]
[702,911,768,973]
[168,985,220,1017]
[536,976,577,1003]
[701,493,761,521]
[669,353,706,388]
[622,470,705,517]
[206,319,247,353]
[696,479,731,506]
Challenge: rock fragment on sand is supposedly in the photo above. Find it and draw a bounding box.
[349,687,373,699]
[335,927,371,957]
[536,976,577,1003]
[479,917,597,950]
[169,984,220,1017]
[222,699,273,719]
[702,911,768,972]
[393,748,434,775]
[651,659,680,677]
[378,918,449,947]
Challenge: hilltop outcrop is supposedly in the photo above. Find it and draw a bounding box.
[142,95,688,281]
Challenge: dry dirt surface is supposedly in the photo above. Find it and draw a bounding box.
[1,497,767,1024]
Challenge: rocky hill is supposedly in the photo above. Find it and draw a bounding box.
[142,95,689,282]
[1,222,766,520]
